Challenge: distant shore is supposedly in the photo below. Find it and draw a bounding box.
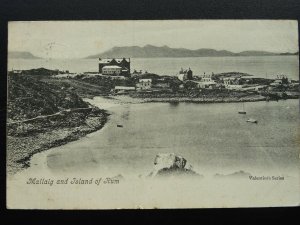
[110,94,269,104]
[132,95,267,103]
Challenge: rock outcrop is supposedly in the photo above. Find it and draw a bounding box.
[148,153,200,178]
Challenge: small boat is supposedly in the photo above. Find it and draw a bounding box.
[117,124,123,128]
[238,103,246,114]
[246,118,257,124]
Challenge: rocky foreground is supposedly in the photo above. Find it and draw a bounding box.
[7,75,109,175]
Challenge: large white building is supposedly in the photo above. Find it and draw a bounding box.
[102,65,122,75]
[99,58,130,76]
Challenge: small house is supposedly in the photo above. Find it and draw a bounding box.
[270,80,283,87]
[136,79,152,90]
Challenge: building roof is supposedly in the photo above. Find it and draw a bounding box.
[99,58,130,63]
[117,58,130,62]
[201,81,216,85]
[115,86,135,90]
[196,81,216,85]
[255,85,268,88]
[102,65,122,69]
[139,79,152,82]
[99,59,112,63]
[223,77,238,80]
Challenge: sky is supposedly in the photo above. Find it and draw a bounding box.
[8,20,299,59]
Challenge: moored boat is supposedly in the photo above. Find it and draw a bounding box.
[246,118,257,123]
[238,103,246,114]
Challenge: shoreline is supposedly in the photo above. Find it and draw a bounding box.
[7,94,299,175]
[131,96,267,103]
[109,92,299,104]
[7,107,109,175]
[109,95,268,104]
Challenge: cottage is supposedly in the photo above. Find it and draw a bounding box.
[199,73,213,82]
[270,79,283,87]
[136,79,152,90]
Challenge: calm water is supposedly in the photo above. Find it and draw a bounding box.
[23,98,300,177]
[8,55,299,79]
[8,98,300,209]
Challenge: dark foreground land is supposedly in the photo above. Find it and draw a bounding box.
[7,75,109,175]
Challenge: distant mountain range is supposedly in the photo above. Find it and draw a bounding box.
[86,45,299,58]
[8,47,299,59]
[8,51,41,59]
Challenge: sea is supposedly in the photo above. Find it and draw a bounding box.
[19,98,300,176]
[8,55,300,80]
[7,98,300,208]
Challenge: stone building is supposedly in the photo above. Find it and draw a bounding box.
[99,58,130,76]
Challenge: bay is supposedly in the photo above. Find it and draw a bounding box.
[21,98,300,177]
[8,98,300,209]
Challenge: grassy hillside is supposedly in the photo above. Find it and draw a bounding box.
[8,75,89,122]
